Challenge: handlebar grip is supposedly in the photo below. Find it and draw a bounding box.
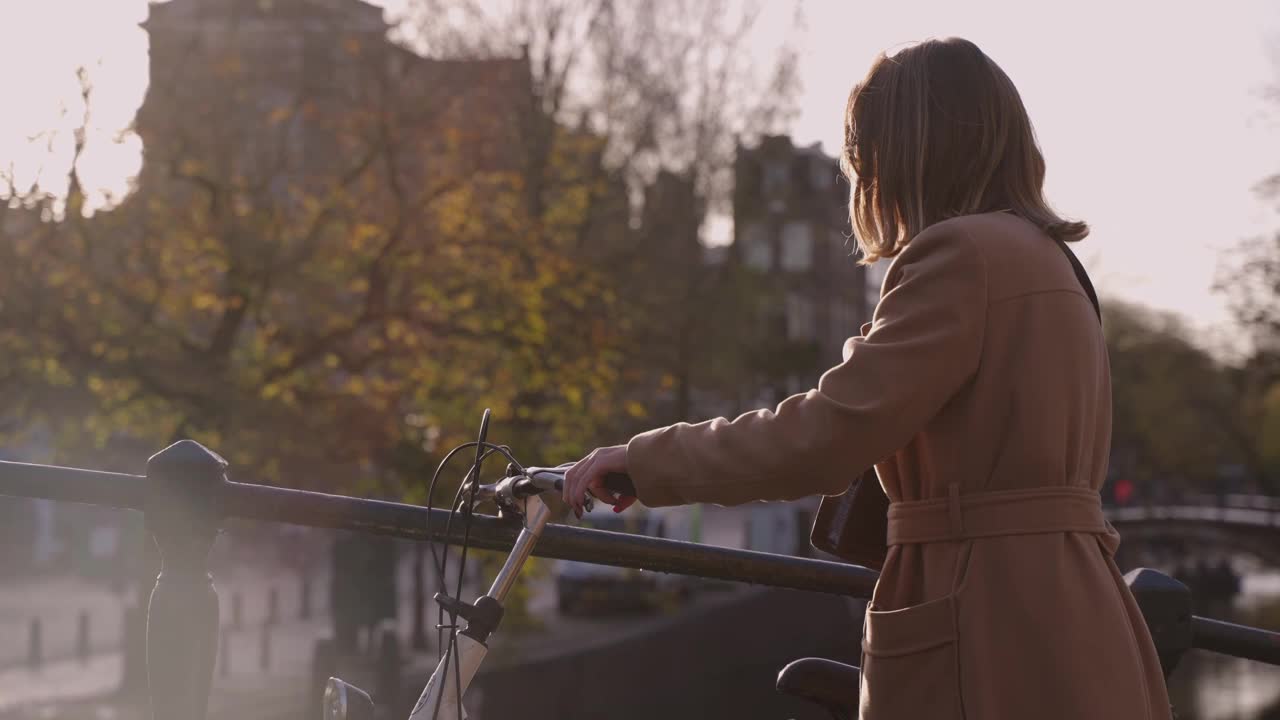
[602,472,636,498]
[530,468,635,497]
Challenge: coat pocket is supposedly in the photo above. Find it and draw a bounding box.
[860,593,963,720]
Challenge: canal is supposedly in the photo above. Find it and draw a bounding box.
[1164,565,1280,719]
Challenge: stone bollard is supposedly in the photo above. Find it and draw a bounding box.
[307,638,338,720]
[27,618,42,669]
[300,573,313,620]
[267,587,279,626]
[1125,568,1193,678]
[374,625,401,706]
[259,623,271,671]
[77,611,91,663]
[411,544,428,651]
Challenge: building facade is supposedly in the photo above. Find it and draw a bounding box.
[731,135,883,408]
[137,0,532,189]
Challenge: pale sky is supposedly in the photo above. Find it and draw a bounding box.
[3,0,1279,356]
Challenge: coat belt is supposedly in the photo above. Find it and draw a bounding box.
[886,484,1109,545]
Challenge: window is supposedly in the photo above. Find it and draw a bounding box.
[762,307,787,339]
[786,293,815,341]
[810,156,835,190]
[741,222,772,271]
[702,244,729,267]
[763,159,789,196]
[780,221,813,271]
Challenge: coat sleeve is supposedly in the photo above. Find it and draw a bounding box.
[625,220,989,507]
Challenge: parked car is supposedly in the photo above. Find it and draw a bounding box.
[554,506,692,615]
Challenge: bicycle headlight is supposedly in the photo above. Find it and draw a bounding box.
[323,677,374,720]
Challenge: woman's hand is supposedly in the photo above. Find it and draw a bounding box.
[562,445,637,519]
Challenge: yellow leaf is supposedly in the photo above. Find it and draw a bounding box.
[267,106,293,126]
[564,386,582,407]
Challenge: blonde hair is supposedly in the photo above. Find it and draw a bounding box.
[840,37,1088,263]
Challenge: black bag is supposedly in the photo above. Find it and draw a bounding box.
[809,237,1101,568]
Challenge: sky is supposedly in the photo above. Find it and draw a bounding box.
[2,0,1278,357]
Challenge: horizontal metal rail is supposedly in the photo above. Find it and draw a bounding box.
[0,459,878,598]
[1192,616,1280,666]
[3,457,1279,667]
[1107,504,1280,528]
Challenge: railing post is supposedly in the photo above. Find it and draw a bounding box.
[375,624,401,705]
[411,541,428,650]
[27,618,42,669]
[267,586,280,625]
[308,638,338,720]
[77,611,91,663]
[300,570,313,620]
[1124,568,1192,678]
[144,440,227,720]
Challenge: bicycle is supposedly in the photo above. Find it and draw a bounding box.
[322,411,634,720]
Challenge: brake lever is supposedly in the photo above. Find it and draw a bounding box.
[522,466,597,517]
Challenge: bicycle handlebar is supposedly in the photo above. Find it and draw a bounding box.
[477,468,637,507]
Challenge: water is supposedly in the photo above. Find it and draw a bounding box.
[1165,569,1280,720]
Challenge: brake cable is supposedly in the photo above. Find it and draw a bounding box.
[419,410,525,720]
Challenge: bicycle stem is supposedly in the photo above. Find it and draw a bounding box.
[487,494,552,603]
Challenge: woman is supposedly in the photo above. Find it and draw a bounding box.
[564,37,1172,720]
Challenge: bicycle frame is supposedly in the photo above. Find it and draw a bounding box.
[326,467,583,720]
[408,491,553,719]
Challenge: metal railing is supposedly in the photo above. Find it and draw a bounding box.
[1,439,1278,720]
[1106,504,1280,528]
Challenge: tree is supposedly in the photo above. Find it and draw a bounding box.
[0,12,627,489]
[1206,49,1280,490]
[399,0,802,423]
[1,0,800,485]
[1104,300,1270,495]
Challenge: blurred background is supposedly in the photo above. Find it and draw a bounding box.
[1,0,1279,718]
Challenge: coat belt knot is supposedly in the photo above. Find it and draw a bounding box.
[887,485,1109,545]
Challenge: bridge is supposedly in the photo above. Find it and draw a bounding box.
[1105,496,1280,567]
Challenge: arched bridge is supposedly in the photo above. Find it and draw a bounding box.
[1105,495,1280,567]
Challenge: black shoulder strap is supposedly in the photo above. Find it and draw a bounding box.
[1053,238,1101,324]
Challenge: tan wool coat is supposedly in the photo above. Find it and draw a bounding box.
[625,211,1172,719]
